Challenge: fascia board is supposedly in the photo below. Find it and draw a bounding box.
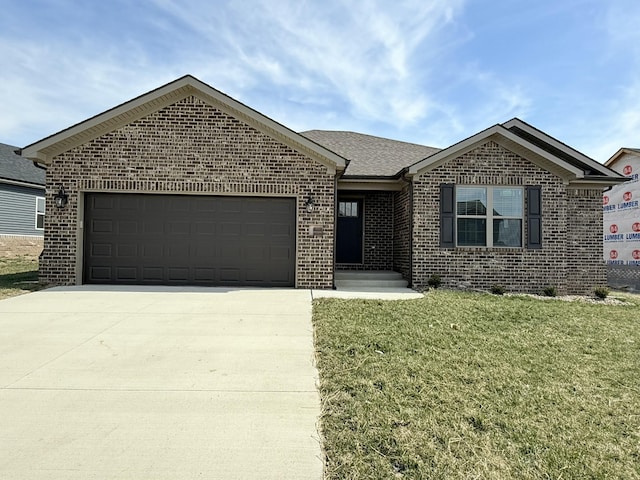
[503,118,623,177]
[0,177,46,189]
[21,75,347,173]
[337,178,404,191]
[605,148,626,167]
[605,148,640,168]
[409,125,585,179]
[407,125,503,175]
[21,78,194,163]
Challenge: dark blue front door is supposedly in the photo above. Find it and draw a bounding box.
[336,199,363,264]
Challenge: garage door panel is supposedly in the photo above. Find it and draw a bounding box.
[220,198,242,213]
[271,222,293,237]
[91,220,113,234]
[246,223,265,236]
[167,221,190,234]
[92,196,115,210]
[117,244,138,257]
[91,243,112,257]
[167,267,189,282]
[88,266,112,281]
[196,222,216,234]
[115,267,138,281]
[168,197,190,212]
[219,268,241,283]
[142,267,164,282]
[142,244,164,258]
[221,222,241,236]
[143,220,164,234]
[246,245,267,261]
[84,194,295,287]
[194,268,216,281]
[118,221,138,235]
[194,197,217,212]
[271,246,292,261]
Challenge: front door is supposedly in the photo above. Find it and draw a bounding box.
[336,198,363,264]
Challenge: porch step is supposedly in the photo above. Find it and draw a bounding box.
[334,270,409,289]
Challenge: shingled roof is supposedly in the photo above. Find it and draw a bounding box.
[301,130,440,177]
[0,143,45,187]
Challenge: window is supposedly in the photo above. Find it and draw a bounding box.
[338,201,359,217]
[456,187,523,247]
[35,197,45,230]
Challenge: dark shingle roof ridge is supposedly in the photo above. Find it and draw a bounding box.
[301,129,439,149]
[0,142,46,186]
[300,130,441,177]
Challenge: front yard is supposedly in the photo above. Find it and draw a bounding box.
[0,256,42,299]
[313,291,640,479]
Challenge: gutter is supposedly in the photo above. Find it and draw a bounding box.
[0,177,46,189]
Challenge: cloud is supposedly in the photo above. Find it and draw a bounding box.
[580,81,640,162]
[150,0,466,127]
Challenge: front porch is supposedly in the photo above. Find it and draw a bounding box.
[335,189,412,283]
[334,270,409,289]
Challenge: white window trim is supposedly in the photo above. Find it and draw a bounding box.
[456,186,524,248]
[35,196,45,230]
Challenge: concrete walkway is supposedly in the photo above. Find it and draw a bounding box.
[312,287,424,300]
[0,287,322,480]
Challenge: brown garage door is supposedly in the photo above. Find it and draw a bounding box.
[83,193,296,287]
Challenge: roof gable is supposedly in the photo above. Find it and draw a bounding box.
[0,143,45,187]
[21,75,347,173]
[408,119,626,186]
[605,147,640,168]
[502,118,622,178]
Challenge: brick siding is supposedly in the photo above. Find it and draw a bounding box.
[566,188,607,292]
[393,186,411,280]
[336,191,393,270]
[411,141,603,295]
[40,95,335,288]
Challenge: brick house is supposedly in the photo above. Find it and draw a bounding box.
[20,75,625,294]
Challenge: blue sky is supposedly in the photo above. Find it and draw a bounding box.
[1,0,638,162]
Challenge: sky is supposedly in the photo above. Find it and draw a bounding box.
[0,0,638,163]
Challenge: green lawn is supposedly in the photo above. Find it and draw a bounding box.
[313,291,640,479]
[0,256,43,299]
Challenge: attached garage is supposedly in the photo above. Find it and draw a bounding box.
[20,75,344,289]
[83,193,296,287]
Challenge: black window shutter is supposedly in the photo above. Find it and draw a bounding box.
[440,184,455,248]
[527,186,542,249]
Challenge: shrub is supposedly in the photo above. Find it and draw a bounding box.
[427,274,442,289]
[594,287,610,299]
[542,286,557,297]
[490,284,506,295]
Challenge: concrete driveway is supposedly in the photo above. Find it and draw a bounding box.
[0,286,322,480]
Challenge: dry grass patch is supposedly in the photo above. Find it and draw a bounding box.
[0,256,43,299]
[313,290,640,479]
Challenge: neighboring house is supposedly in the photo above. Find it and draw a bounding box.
[0,142,46,256]
[603,148,640,290]
[20,75,626,294]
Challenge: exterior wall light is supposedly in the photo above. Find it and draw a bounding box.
[53,186,69,209]
[305,195,315,212]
